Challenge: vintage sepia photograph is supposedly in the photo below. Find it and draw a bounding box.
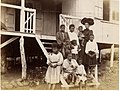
[0,0,119,90]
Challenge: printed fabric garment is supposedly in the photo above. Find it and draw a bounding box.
[45,52,63,84]
[71,45,78,54]
[62,59,78,73]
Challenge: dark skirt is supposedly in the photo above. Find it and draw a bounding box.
[87,51,97,66]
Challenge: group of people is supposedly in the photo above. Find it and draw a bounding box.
[45,17,99,89]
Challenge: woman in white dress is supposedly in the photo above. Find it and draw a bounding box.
[45,43,63,90]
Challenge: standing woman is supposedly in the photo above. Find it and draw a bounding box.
[80,18,94,73]
[45,43,63,90]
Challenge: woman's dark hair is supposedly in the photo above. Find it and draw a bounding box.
[69,24,75,29]
[81,17,94,25]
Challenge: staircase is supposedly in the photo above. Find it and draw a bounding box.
[41,39,57,52]
[35,35,57,59]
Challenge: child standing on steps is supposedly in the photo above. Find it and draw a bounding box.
[45,43,63,90]
[75,58,87,85]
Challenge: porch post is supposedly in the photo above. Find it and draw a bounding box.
[95,65,98,83]
[19,36,27,79]
[20,0,25,32]
[99,49,102,63]
[110,44,114,67]
[0,0,2,89]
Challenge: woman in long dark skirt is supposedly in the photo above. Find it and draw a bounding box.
[80,17,94,73]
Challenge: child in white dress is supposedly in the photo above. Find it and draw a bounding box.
[45,43,63,90]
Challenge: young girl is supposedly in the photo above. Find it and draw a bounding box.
[45,43,63,90]
[85,34,99,73]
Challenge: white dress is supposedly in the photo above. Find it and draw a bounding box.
[45,52,63,84]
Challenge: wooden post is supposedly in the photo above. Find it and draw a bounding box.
[110,44,114,67]
[94,64,100,88]
[33,10,36,33]
[99,49,102,63]
[0,0,2,89]
[19,36,27,79]
[20,0,25,32]
[95,65,98,83]
[26,12,29,33]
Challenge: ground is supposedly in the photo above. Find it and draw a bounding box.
[1,60,119,90]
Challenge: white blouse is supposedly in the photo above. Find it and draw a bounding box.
[68,31,79,45]
[85,40,99,57]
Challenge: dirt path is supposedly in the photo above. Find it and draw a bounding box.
[1,61,119,90]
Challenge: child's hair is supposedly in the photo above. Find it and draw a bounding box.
[51,42,59,49]
[69,24,75,29]
[67,53,72,57]
[77,58,82,64]
[78,26,83,30]
[71,40,77,45]
[60,24,65,28]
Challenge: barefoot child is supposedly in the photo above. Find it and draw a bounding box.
[45,43,63,90]
[85,34,99,73]
[62,53,78,84]
[75,58,87,85]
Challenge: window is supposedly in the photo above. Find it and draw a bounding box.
[112,11,115,20]
[112,11,119,21]
[95,6,103,19]
[94,0,103,19]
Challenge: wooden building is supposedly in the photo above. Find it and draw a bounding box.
[0,0,119,80]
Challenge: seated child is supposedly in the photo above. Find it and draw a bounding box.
[78,26,85,47]
[85,34,99,73]
[62,53,78,84]
[71,40,81,60]
[75,58,87,85]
